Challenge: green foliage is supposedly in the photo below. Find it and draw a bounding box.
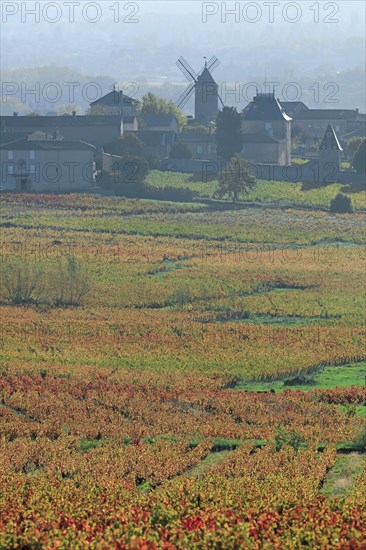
[104,134,144,157]
[169,142,192,159]
[0,258,43,305]
[80,438,104,452]
[138,92,186,129]
[172,284,192,308]
[215,154,256,202]
[352,139,366,174]
[330,193,354,214]
[113,155,150,196]
[346,137,365,160]
[211,438,242,452]
[283,375,316,386]
[0,256,91,307]
[216,107,243,160]
[48,256,91,307]
[274,424,305,452]
[352,428,366,451]
[182,123,209,134]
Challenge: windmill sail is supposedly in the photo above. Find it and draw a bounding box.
[176,57,197,82]
[176,83,195,108]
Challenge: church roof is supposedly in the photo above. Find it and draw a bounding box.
[90,90,139,107]
[243,93,292,122]
[319,124,343,151]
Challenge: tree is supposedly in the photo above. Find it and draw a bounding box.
[182,123,209,134]
[352,139,366,174]
[215,107,243,160]
[87,105,113,115]
[57,103,83,115]
[346,136,365,161]
[215,154,256,203]
[169,142,192,159]
[104,133,144,157]
[138,92,186,129]
[330,193,353,214]
[113,155,149,196]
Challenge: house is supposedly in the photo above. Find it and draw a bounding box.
[138,115,179,133]
[123,116,139,132]
[137,131,176,162]
[0,135,96,192]
[89,89,139,116]
[280,103,365,150]
[242,92,292,165]
[0,114,123,148]
[176,132,216,160]
[135,115,179,161]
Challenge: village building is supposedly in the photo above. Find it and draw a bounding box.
[176,132,216,160]
[0,133,96,192]
[89,89,139,117]
[0,113,123,148]
[280,102,365,150]
[242,92,292,165]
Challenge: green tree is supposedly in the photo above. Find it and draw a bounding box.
[169,142,192,159]
[216,107,243,160]
[104,133,144,157]
[330,193,354,214]
[182,123,209,134]
[352,139,366,174]
[346,136,365,160]
[215,154,256,203]
[138,92,186,129]
[113,155,149,196]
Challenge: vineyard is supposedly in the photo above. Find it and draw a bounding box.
[0,193,365,548]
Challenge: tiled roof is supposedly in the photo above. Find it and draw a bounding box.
[296,109,359,121]
[140,115,178,127]
[0,137,96,151]
[90,91,139,106]
[243,93,292,122]
[0,115,122,128]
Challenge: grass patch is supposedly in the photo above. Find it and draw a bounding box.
[321,453,366,498]
[79,438,104,452]
[187,451,231,478]
[234,361,366,392]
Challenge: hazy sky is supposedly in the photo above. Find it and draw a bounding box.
[1,1,365,110]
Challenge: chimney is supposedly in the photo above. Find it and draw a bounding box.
[356,107,359,114]
[72,110,76,117]
[13,112,18,116]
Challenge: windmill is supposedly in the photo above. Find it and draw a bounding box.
[176,56,224,125]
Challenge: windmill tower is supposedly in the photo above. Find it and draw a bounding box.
[176,56,223,125]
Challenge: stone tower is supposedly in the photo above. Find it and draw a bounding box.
[195,65,219,126]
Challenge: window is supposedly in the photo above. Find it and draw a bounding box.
[30,150,35,160]
[30,164,36,173]
[196,145,203,154]
[7,165,14,174]
[7,151,13,160]
[265,123,272,131]
[336,125,340,132]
